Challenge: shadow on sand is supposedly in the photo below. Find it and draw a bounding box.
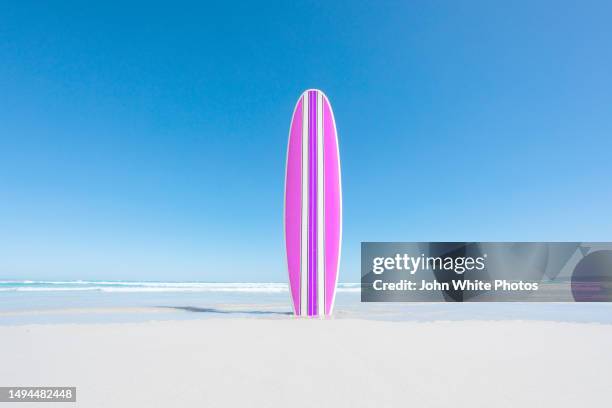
[158,306,292,316]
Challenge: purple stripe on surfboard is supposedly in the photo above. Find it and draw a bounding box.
[308,90,317,316]
[285,98,303,315]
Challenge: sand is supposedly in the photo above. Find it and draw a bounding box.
[1,319,611,407]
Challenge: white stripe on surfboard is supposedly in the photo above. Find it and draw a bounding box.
[300,93,308,316]
[316,91,325,316]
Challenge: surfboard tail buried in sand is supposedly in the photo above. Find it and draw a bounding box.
[285,89,342,317]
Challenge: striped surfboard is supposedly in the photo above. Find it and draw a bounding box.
[284,89,342,317]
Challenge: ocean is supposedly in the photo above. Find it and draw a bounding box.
[1,280,611,325]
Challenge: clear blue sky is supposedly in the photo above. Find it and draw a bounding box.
[1,1,611,282]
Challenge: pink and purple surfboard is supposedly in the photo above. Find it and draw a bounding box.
[284,89,342,317]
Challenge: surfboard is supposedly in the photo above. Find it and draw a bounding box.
[284,89,342,317]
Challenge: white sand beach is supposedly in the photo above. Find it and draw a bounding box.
[2,318,611,407]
